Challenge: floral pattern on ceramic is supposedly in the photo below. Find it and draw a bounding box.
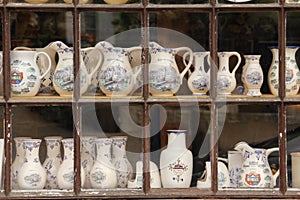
[228,150,243,187]
[186,51,210,95]
[11,137,31,189]
[81,136,96,188]
[90,138,117,189]
[57,138,85,189]
[217,52,241,95]
[111,136,133,188]
[160,130,193,188]
[95,41,141,96]
[234,141,279,188]
[268,46,300,96]
[10,50,51,96]
[242,55,264,96]
[42,136,62,189]
[148,42,193,96]
[17,139,46,189]
[50,41,102,96]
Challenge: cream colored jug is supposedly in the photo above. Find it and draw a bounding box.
[95,41,141,96]
[50,41,102,97]
[149,41,193,96]
[11,50,51,97]
[217,52,241,95]
[234,141,279,188]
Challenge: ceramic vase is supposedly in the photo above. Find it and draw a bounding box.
[11,137,31,189]
[57,138,85,189]
[268,46,300,96]
[242,55,264,96]
[187,51,210,95]
[111,136,133,188]
[160,130,193,188]
[217,52,241,95]
[42,136,63,189]
[17,139,46,189]
[90,138,117,189]
[81,136,96,189]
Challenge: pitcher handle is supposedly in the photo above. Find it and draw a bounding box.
[35,52,51,80]
[175,47,193,84]
[82,47,103,81]
[228,51,241,74]
[266,147,280,187]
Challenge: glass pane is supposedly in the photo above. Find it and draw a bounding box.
[286,12,300,97]
[150,0,208,4]
[81,104,143,189]
[11,106,73,191]
[11,12,73,97]
[287,105,300,189]
[218,0,277,4]
[218,104,279,189]
[81,12,142,96]
[218,12,278,96]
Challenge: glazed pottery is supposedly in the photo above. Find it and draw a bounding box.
[234,141,279,188]
[186,51,210,95]
[63,0,93,3]
[17,139,46,189]
[50,41,102,96]
[217,51,241,95]
[10,50,51,96]
[197,159,230,188]
[111,136,133,188]
[57,138,85,189]
[14,44,57,95]
[242,55,264,96]
[290,152,300,188]
[43,136,63,189]
[268,46,300,96]
[81,136,96,188]
[95,41,141,96]
[148,41,193,96]
[90,138,117,189]
[103,0,128,4]
[11,137,31,189]
[127,160,161,189]
[160,130,193,188]
[228,150,243,187]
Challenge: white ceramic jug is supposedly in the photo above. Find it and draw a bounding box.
[149,42,193,96]
[50,41,102,96]
[95,41,141,96]
[11,50,51,97]
[217,52,241,95]
[186,51,210,95]
[234,141,279,188]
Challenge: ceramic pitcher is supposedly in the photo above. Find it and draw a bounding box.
[148,41,193,96]
[217,52,241,95]
[95,41,141,96]
[50,41,102,96]
[268,46,300,96]
[242,55,264,96]
[197,159,230,189]
[290,152,300,188]
[11,50,51,97]
[14,44,57,95]
[234,141,279,188]
[186,51,210,95]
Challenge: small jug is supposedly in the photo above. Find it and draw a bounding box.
[234,141,279,188]
[186,51,210,95]
[11,50,51,97]
[95,41,141,96]
[217,52,241,95]
[149,41,193,96]
[49,41,102,96]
